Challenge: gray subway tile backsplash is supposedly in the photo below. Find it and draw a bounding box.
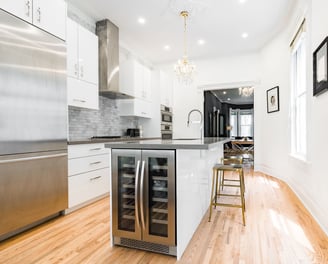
[68,96,138,140]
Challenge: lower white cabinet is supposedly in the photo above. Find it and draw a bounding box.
[67,144,110,213]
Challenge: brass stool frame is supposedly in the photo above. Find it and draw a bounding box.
[220,156,245,193]
[208,161,246,226]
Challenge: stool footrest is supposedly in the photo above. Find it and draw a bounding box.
[215,193,241,197]
[211,203,243,209]
[221,184,241,188]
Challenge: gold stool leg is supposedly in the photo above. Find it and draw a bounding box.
[208,168,216,222]
[239,169,246,226]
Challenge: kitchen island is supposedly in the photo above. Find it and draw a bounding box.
[105,137,229,260]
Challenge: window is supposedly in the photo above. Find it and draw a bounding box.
[230,109,253,138]
[290,23,307,158]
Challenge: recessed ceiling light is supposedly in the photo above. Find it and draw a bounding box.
[198,39,205,45]
[227,98,231,101]
[242,32,248,38]
[138,17,146,24]
[164,45,171,51]
[223,91,227,95]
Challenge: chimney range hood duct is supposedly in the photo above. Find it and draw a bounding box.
[96,19,132,99]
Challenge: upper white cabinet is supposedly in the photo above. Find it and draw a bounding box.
[67,18,98,84]
[160,71,173,107]
[1,0,66,40]
[120,58,152,101]
[117,98,152,118]
[66,18,99,110]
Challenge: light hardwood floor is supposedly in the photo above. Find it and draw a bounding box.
[0,170,327,264]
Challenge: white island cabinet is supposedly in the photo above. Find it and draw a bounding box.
[105,137,228,259]
[66,143,110,213]
[1,0,66,40]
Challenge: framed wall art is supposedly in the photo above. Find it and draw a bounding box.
[313,36,328,96]
[267,86,280,113]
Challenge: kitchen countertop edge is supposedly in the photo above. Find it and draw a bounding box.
[67,137,161,145]
[104,137,230,150]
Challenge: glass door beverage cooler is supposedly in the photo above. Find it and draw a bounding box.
[111,149,176,255]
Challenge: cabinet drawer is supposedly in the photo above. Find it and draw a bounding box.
[68,154,109,176]
[68,144,108,159]
[68,168,110,208]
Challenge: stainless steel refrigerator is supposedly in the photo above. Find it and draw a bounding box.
[0,9,68,240]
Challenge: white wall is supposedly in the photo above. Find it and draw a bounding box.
[256,0,328,234]
[162,0,328,235]
[167,53,260,139]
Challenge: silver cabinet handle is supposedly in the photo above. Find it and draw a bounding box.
[0,153,67,164]
[25,0,31,17]
[135,160,141,230]
[37,7,41,23]
[140,160,146,230]
[73,99,86,103]
[89,148,102,151]
[80,65,84,78]
[89,176,102,181]
[89,161,101,165]
[74,63,78,77]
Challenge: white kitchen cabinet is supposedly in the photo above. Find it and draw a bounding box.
[160,71,173,107]
[66,18,98,84]
[120,58,152,100]
[67,77,99,110]
[66,18,99,110]
[66,144,110,213]
[117,98,152,118]
[1,0,66,40]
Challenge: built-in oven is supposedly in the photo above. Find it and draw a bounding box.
[161,105,172,124]
[160,105,173,139]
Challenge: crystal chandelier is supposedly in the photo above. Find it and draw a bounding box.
[174,11,196,84]
[239,86,254,97]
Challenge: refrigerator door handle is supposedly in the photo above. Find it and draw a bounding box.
[139,160,146,230]
[135,160,141,230]
[0,153,67,164]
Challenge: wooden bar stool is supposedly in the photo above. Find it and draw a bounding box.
[208,160,246,226]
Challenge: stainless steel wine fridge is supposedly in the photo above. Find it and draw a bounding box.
[111,149,176,256]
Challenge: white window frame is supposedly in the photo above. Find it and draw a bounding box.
[290,30,307,160]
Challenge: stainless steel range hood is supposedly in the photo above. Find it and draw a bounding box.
[96,19,132,99]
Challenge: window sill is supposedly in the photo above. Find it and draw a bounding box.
[289,153,311,166]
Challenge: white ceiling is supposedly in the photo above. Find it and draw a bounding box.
[68,0,296,65]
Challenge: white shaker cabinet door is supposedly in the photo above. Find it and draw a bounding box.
[66,18,79,79]
[78,25,98,84]
[32,0,66,40]
[1,0,33,23]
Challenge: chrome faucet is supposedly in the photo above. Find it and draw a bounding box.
[187,109,203,140]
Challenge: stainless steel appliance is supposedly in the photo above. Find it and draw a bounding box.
[160,105,173,139]
[0,9,68,241]
[111,149,176,256]
[126,128,140,137]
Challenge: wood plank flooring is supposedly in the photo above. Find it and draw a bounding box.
[0,170,327,264]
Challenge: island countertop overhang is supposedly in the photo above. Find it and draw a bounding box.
[104,137,230,150]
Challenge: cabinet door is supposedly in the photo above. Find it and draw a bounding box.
[67,77,99,110]
[1,0,33,23]
[78,25,98,84]
[32,0,66,40]
[143,66,152,100]
[134,61,144,99]
[112,149,142,240]
[142,150,175,246]
[119,58,136,97]
[66,18,79,79]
